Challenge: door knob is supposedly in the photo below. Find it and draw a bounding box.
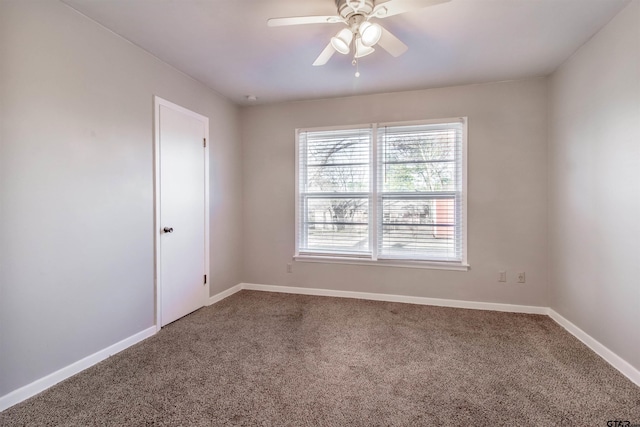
[163,227,174,233]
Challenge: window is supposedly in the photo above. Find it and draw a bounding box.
[295,118,468,270]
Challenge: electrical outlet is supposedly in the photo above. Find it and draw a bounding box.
[517,272,526,283]
[498,271,506,282]
[287,263,292,273]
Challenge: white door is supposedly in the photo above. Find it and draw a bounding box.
[155,97,209,327]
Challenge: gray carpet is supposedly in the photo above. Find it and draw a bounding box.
[2,290,639,426]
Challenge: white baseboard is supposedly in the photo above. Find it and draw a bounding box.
[548,309,640,387]
[240,283,548,314]
[240,283,639,387]
[0,284,245,413]
[3,284,638,413]
[207,283,243,306]
[0,326,156,412]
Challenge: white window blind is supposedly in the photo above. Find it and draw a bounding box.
[296,118,466,267]
[378,122,463,262]
[298,127,372,256]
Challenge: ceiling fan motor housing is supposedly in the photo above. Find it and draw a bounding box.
[348,14,367,30]
[336,0,375,20]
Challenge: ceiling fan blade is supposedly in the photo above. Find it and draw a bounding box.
[268,15,343,27]
[313,43,336,66]
[378,27,408,57]
[372,0,450,19]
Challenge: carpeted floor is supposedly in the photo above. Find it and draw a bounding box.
[2,290,639,426]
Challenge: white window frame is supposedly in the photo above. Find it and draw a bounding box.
[294,118,469,271]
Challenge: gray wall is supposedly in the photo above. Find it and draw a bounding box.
[241,79,549,306]
[548,1,640,370]
[0,0,242,396]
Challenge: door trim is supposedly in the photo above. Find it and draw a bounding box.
[153,96,210,331]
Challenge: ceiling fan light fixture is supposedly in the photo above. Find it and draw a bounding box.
[355,38,375,58]
[359,21,382,47]
[331,28,353,55]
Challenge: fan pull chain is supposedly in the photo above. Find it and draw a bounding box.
[353,55,360,77]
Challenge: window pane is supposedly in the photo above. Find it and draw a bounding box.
[307,164,369,192]
[306,197,369,226]
[306,224,369,253]
[303,197,369,253]
[380,197,458,259]
[306,131,370,165]
[302,128,370,193]
[383,162,456,192]
[384,129,457,163]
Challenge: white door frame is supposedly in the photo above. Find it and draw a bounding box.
[153,95,210,331]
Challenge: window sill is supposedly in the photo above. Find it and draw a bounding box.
[293,255,470,271]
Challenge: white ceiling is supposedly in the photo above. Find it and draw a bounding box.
[61,0,629,105]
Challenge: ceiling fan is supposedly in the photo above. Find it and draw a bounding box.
[268,0,450,68]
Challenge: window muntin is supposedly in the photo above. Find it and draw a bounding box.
[296,119,466,267]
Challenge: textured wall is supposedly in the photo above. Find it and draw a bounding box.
[548,1,640,371]
[0,0,242,396]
